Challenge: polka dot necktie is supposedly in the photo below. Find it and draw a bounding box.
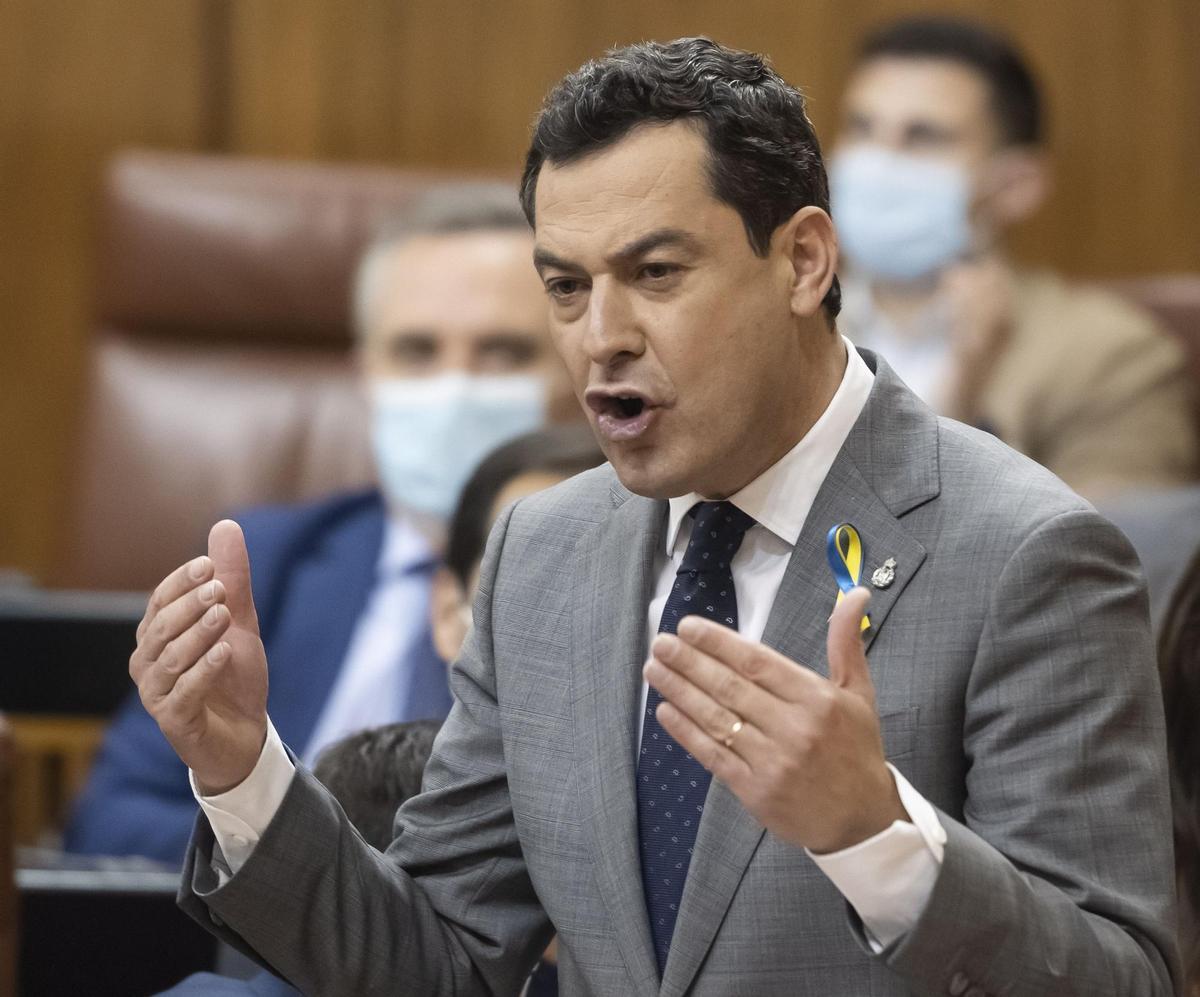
[637,500,756,974]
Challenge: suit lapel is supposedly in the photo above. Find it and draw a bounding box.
[261,498,386,752]
[572,484,665,997]
[661,354,937,996]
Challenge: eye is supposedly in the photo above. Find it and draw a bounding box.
[903,122,958,150]
[546,277,586,301]
[641,263,674,279]
[385,333,437,365]
[637,262,683,288]
[477,337,539,371]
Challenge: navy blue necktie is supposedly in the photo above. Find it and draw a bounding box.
[637,500,755,974]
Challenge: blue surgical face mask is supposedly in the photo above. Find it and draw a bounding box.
[830,145,972,284]
[370,373,546,520]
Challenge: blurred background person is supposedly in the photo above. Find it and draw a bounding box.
[62,185,578,865]
[429,425,607,670]
[1159,546,1200,996]
[830,15,1197,499]
[161,424,603,996]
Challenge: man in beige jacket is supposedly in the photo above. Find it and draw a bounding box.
[831,15,1196,499]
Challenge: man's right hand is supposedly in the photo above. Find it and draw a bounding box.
[130,520,269,795]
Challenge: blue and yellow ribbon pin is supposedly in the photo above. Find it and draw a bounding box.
[826,523,871,632]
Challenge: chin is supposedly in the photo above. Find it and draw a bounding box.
[607,449,691,501]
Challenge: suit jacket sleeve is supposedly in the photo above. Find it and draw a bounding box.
[877,508,1180,995]
[985,276,1197,497]
[178,501,552,997]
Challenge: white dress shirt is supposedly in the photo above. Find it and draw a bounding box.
[195,339,945,951]
[839,275,954,412]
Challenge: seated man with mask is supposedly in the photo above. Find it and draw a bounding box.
[831,15,1197,499]
[64,184,576,864]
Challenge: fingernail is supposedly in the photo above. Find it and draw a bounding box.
[188,557,209,581]
[200,581,216,604]
[653,634,678,661]
[206,642,227,664]
[204,605,221,626]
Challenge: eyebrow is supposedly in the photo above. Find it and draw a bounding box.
[533,227,703,275]
[379,327,539,345]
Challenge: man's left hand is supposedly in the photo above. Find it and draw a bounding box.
[643,586,908,854]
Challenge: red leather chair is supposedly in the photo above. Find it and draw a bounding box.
[55,151,472,591]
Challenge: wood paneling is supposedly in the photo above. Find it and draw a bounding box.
[0,1,210,582]
[1,0,1197,581]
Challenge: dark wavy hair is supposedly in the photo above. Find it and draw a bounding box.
[519,37,841,319]
[312,719,442,851]
[858,16,1043,148]
[1160,545,1200,989]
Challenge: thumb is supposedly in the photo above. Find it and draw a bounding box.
[827,586,874,704]
[208,519,260,634]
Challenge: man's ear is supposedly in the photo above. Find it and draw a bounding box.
[429,566,469,665]
[980,148,1049,227]
[779,206,838,320]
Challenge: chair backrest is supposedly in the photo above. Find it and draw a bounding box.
[1105,274,1200,389]
[1106,274,1200,472]
[55,151,474,591]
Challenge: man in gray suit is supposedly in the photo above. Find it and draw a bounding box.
[129,38,1178,995]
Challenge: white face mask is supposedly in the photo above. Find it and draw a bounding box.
[830,145,973,284]
[370,373,546,520]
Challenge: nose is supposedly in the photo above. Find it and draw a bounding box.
[584,277,644,370]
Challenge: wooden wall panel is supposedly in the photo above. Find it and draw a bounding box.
[225,0,590,170]
[216,0,1200,275]
[0,0,1197,582]
[0,0,211,582]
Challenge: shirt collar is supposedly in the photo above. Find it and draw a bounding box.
[379,515,438,578]
[664,338,875,553]
[840,274,952,351]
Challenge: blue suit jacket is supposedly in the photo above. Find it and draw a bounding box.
[64,490,452,865]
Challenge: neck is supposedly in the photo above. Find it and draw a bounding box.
[387,504,447,553]
[703,335,848,500]
[869,279,942,335]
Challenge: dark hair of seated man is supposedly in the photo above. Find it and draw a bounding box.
[311,718,443,852]
[856,14,1042,148]
[1160,546,1200,994]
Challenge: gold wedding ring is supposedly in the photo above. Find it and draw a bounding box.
[723,718,744,749]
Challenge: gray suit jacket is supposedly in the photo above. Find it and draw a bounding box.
[181,354,1180,996]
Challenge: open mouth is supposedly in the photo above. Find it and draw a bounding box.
[610,396,645,419]
[586,388,659,441]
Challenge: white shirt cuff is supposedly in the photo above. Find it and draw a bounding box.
[190,718,296,880]
[806,762,946,952]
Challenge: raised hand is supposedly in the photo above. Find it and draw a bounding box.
[130,520,269,794]
[938,256,1014,424]
[643,585,908,854]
